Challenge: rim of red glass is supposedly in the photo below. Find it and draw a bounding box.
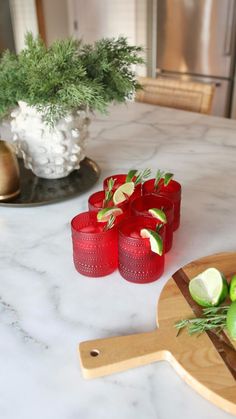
[118,215,165,242]
[88,190,128,211]
[143,178,182,194]
[103,174,141,190]
[131,193,174,219]
[143,179,182,201]
[71,211,117,237]
[103,174,127,188]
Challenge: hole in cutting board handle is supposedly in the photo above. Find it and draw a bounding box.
[90,349,100,357]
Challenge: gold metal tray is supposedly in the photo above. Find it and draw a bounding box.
[0,157,100,207]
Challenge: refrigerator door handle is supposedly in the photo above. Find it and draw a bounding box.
[223,0,235,56]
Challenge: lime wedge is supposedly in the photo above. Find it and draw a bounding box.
[97,207,123,222]
[226,302,236,340]
[126,170,137,183]
[189,267,228,307]
[140,228,163,256]
[229,274,236,302]
[164,172,174,186]
[148,208,167,224]
[113,182,135,205]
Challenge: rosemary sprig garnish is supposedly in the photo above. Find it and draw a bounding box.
[156,223,164,233]
[103,214,115,231]
[134,168,151,186]
[103,178,115,207]
[154,170,174,191]
[154,169,165,190]
[175,306,229,336]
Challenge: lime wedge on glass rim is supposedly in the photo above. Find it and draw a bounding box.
[113,182,135,205]
[229,274,236,302]
[148,208,167,223]
[126,170,137,183]
[140,228,163,256]
[189,267,228,307]
[97,207,123,222]
[164,172,174,186]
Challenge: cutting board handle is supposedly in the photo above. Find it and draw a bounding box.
[79,329,171,379]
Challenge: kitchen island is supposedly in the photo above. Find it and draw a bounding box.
[0,102,235,419]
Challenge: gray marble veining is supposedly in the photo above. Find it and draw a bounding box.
[0,102,235,419]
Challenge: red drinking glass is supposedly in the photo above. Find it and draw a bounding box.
[71,211,118,277]
[88,190,129,222]
[118,216,165,284]
[103,174,127,190]
[143,179,181,231]
[130,194,174,253]
[103,174,142,203]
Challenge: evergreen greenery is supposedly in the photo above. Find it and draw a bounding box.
[175,306,229,336]
[0,33,143,126]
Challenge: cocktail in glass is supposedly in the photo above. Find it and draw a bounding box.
[103,174,142,203]
[103,174,127,190]
[143,178,181,231]
[88,190,129,222]
[131,194,174,252]
[71,211,118,277]
[118,216,165,284]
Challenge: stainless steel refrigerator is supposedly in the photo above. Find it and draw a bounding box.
[154,0,236,117]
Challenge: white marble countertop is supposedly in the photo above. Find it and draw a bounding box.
[1,102,236,419]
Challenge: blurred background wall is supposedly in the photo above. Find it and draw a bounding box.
[1,0,236,118]
[42,0,69,44]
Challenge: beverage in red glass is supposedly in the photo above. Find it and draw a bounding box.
[103,174,126,190]
[71,211,118,277]
[118,216,165,284]
[143,179,181,231]
[131,194,174,252]
[103,174,142,203]
[88,190,129,222]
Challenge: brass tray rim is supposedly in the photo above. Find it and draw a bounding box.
[0,157,100,208]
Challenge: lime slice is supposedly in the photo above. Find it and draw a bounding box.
[226,301,236,340]
[229,274,236,302]
[189,267,228,307]
[113,182,135,205]
[140,228,163,256]
[148,208,167,224]
[97,207,123,222]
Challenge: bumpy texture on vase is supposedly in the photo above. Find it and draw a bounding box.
[10,101,90,179]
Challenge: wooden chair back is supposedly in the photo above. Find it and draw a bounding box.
[136,76,215,114]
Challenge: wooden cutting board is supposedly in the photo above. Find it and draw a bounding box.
[79,252,236,414]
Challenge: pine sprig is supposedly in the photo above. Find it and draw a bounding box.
[0,33,144,126]
[175,306,229,336]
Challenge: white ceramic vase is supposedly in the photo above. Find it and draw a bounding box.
[10,101,90,179]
